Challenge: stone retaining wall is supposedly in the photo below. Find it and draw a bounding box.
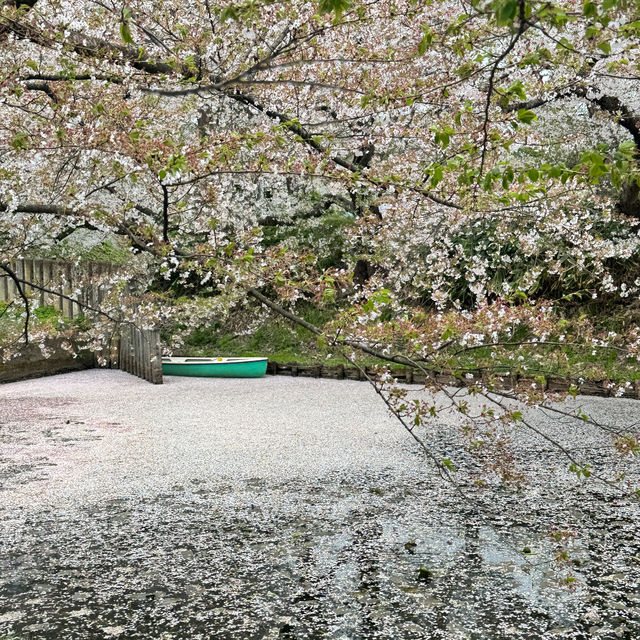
[0,340,95,384]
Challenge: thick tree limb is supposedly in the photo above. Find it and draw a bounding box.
[0,201,157,253]
[247,286,421,368]
[505,83,640,147]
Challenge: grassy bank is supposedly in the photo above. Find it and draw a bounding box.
[182,305,351,366]
[181,304,640,385]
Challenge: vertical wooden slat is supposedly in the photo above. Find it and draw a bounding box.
[71,264,80,317]
[146,332,153,382]
[15,260,25,296]
[124,327,131,373]
[132,328,137,378]
[92,263,98,308]
[141,329,148,381]
[130,329,135,376]
[43,260,53,307]
[151,331,163,384]
[85,262,92,310]
[37,260,45,307]
[7,261,16,300]
[50,263,60,312]
[95,264,100,306]
[121,330,127,374]
[103,331,110,368]
[146,331,153,382]
[1,267,8,302]
[138,329,144,380]
[127,328,132,375]
[97,264,104,305]
[140,329,145,380]
[63,263,73,319]
[133,328,140,379]
[23,259,33,297]
[107,332,113,369]
[9,266,16,300]
[127,329,133,375]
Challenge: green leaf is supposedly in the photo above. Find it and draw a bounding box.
[220,6,239,21]
[556,36,576,52]
[318,0,352,16]
[417,26,435,55]
[517,109,537,124]
[442,458,457,472]
[507,80,526,100]
[597,40,612,55]
[495,0,518,25]
[120,22,134,45]
[418,35,428,56]
[10,131,29,151]
[25,59,38,72]
[167,153,187,175]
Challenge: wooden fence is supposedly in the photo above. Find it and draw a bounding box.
[118,326,163,384]
[1,258,165,384]
[0,258,114,318]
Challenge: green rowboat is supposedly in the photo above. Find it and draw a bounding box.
[162,357,268,378]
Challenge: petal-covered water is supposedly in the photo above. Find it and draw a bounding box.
[0,371,638,639]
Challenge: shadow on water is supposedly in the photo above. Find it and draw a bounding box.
[0,474,639,640]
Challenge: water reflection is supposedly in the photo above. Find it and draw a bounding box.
[0,475,638,639]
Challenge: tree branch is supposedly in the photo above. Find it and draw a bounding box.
[478,0,528,182]
[3,14,462,211]
[505,85,640,147]
[0,262,30,345]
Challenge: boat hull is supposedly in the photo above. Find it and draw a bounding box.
[162,357,268,378]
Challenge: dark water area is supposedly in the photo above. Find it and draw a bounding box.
[1,474,638,640]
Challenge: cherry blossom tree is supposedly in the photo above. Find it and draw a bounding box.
[1,0,640,495]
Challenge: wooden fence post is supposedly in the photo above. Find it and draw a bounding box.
[142,329,150,382]
[1,267,9,302]
[152,330,163,384]
[115,325,163,384]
